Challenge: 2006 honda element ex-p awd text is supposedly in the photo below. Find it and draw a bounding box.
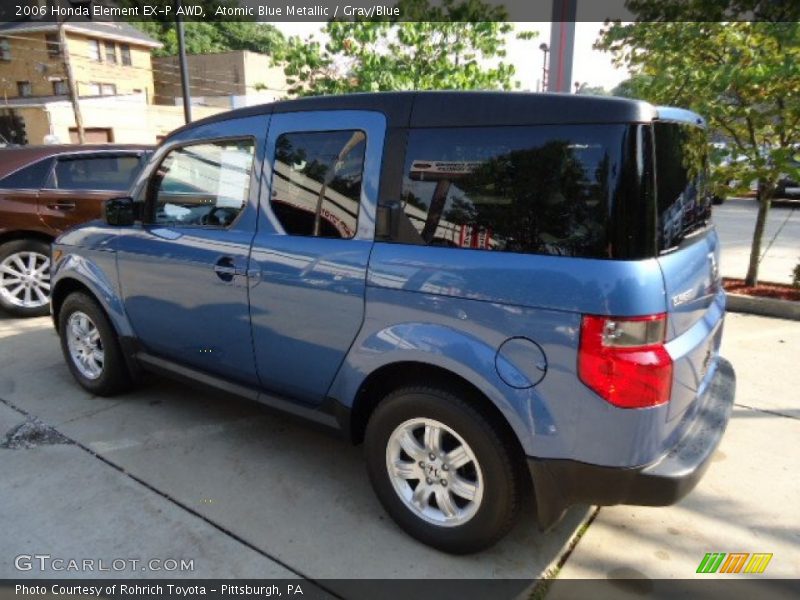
[50,92,736,554]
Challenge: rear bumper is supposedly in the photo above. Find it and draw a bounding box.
[529,357,736,530]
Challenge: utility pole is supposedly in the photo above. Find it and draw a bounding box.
[58,19,85,143]
[547,0,577,93]
[539,43,549,92]
[176,0,192,123]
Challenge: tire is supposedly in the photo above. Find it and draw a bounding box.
[365,385,523,554]
[0,239,52,318]
[58,292,133,396]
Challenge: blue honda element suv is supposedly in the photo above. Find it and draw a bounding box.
[51,92,735,553]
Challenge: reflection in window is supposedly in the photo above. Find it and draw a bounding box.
[0,159,52,189]
[152,140,254,228]
[271,130,365,239]
[400,125,632,258]
[54,156,143,191]
[654,122,710,250]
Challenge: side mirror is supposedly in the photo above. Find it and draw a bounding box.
[103,196,137,227]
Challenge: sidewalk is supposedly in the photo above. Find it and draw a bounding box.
[549,313,800,589]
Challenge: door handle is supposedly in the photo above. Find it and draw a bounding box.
[47,201,76,211]
[213,257,237,282]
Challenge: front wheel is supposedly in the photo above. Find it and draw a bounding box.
[58,292,132,396]
[0,239,52,318]
[365,386,523,554]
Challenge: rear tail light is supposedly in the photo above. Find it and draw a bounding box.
[578,313,672,408]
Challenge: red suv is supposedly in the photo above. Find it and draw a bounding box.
[0,145,151,317]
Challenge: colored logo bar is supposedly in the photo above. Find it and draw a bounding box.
[697,553,773,574]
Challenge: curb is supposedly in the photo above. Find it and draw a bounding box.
[726,293,800,321]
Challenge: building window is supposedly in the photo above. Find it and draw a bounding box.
[85,82,101,96]
[120,44,131,66]
[0,37,11,61]
[101,83,117,96]
[17,81,32,97]
[88,39,101,62]
[45,33,61,57]
[52,80,68,95]
[104,41,116,63]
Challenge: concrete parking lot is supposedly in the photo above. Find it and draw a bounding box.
[1,310,798,593]
[713,199,799,284]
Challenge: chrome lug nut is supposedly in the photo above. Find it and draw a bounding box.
[440,479,448,486]
[429,453,436,460]
[426,477,433,485]
[442,464,449,471]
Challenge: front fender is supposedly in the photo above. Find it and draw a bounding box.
[329,321,542,455]
[51,250,133,338]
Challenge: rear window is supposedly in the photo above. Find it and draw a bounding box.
[654,122,711,251]
[396,124,652,259]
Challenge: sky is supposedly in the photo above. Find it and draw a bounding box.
[273,22,629,92]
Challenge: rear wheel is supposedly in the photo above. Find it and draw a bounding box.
[365,385,523,554]
[58,292,132,396]
[0,239,52,318]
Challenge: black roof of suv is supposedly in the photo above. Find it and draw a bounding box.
[175,91,660,133]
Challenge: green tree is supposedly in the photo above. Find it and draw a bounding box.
[575,84,610,96]
[282,0,531,96]
[597,8,800,286]
[138,21,285,57]
[119,1,286,57]
[610,74,651,99]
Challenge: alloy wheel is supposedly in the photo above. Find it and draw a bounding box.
[66,311,105,380]
[386,417,484,527]
[0,251,51,309]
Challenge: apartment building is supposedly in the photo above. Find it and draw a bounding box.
[0,20,159,102]
[153,50,290,109]
[0,18,223,144]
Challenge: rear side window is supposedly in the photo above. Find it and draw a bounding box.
[150,139,255,228]
[654,122,710,251]
[397,124,650,259]
[271,130,366,239]
[53,155,143,191]
[0,158,52,189]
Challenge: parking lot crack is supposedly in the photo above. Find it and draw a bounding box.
[734,402,800,421]
[56,399,127,426]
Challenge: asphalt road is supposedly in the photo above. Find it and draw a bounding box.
[712,198,799,284]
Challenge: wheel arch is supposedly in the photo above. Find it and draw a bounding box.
[50,264,133,339]
[0,230,55,248]
[51,277,95,327]
[346,361,529,475]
